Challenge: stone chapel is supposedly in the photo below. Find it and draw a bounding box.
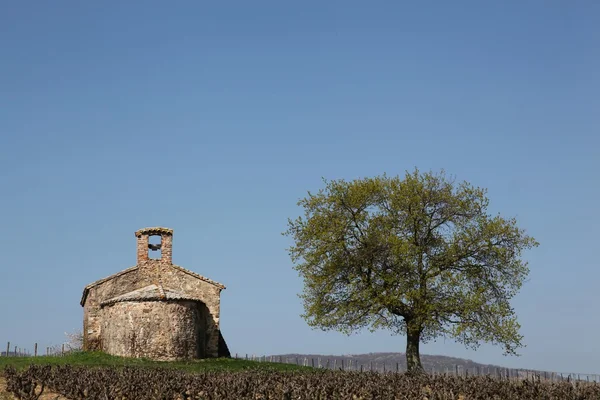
[80,227,229,360]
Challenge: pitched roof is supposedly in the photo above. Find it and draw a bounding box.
[80,266,138,306]
[100,284,202,306]
[80,264,225,306]
[171,265,226,290]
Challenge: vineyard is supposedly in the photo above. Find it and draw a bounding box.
[4,364,600,400]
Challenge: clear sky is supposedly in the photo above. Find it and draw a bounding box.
[1,1,598,374]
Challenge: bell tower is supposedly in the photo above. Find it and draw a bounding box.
[135,227,173,265]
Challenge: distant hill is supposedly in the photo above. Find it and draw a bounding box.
[267,352,499,374]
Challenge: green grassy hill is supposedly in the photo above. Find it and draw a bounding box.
[0,351,312,373]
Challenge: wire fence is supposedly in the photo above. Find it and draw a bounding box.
[0,341,78,358]
[234,353,600,384]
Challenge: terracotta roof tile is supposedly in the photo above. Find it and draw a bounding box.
[100,284,202,306]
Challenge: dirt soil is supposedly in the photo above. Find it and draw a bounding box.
[0,376,69,400]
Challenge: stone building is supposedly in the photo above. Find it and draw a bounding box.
[80,227,229,360]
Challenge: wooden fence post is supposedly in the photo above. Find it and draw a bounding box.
[34,343,38,357]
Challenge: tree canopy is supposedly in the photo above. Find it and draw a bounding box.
[284,169,538,373]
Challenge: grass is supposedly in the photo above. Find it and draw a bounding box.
[0,351,314,373]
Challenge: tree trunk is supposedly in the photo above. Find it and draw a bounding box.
[406,320,424,374]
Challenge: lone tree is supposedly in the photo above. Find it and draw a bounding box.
[284,169,538,373]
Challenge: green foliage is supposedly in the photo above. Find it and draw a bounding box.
[0,351,309,373]
[285,169,538,367]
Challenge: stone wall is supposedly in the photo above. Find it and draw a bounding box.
[101,300,208,360]
[150,267,222,356]
[83,268,143,351]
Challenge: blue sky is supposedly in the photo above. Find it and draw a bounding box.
[1,1,598,374]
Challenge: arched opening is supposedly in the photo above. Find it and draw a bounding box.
[148,235,162,259]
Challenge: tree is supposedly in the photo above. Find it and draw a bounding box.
[284,169,538,373]
[64,329,83,352]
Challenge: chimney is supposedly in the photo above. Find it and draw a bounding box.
[135,227,173,265]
